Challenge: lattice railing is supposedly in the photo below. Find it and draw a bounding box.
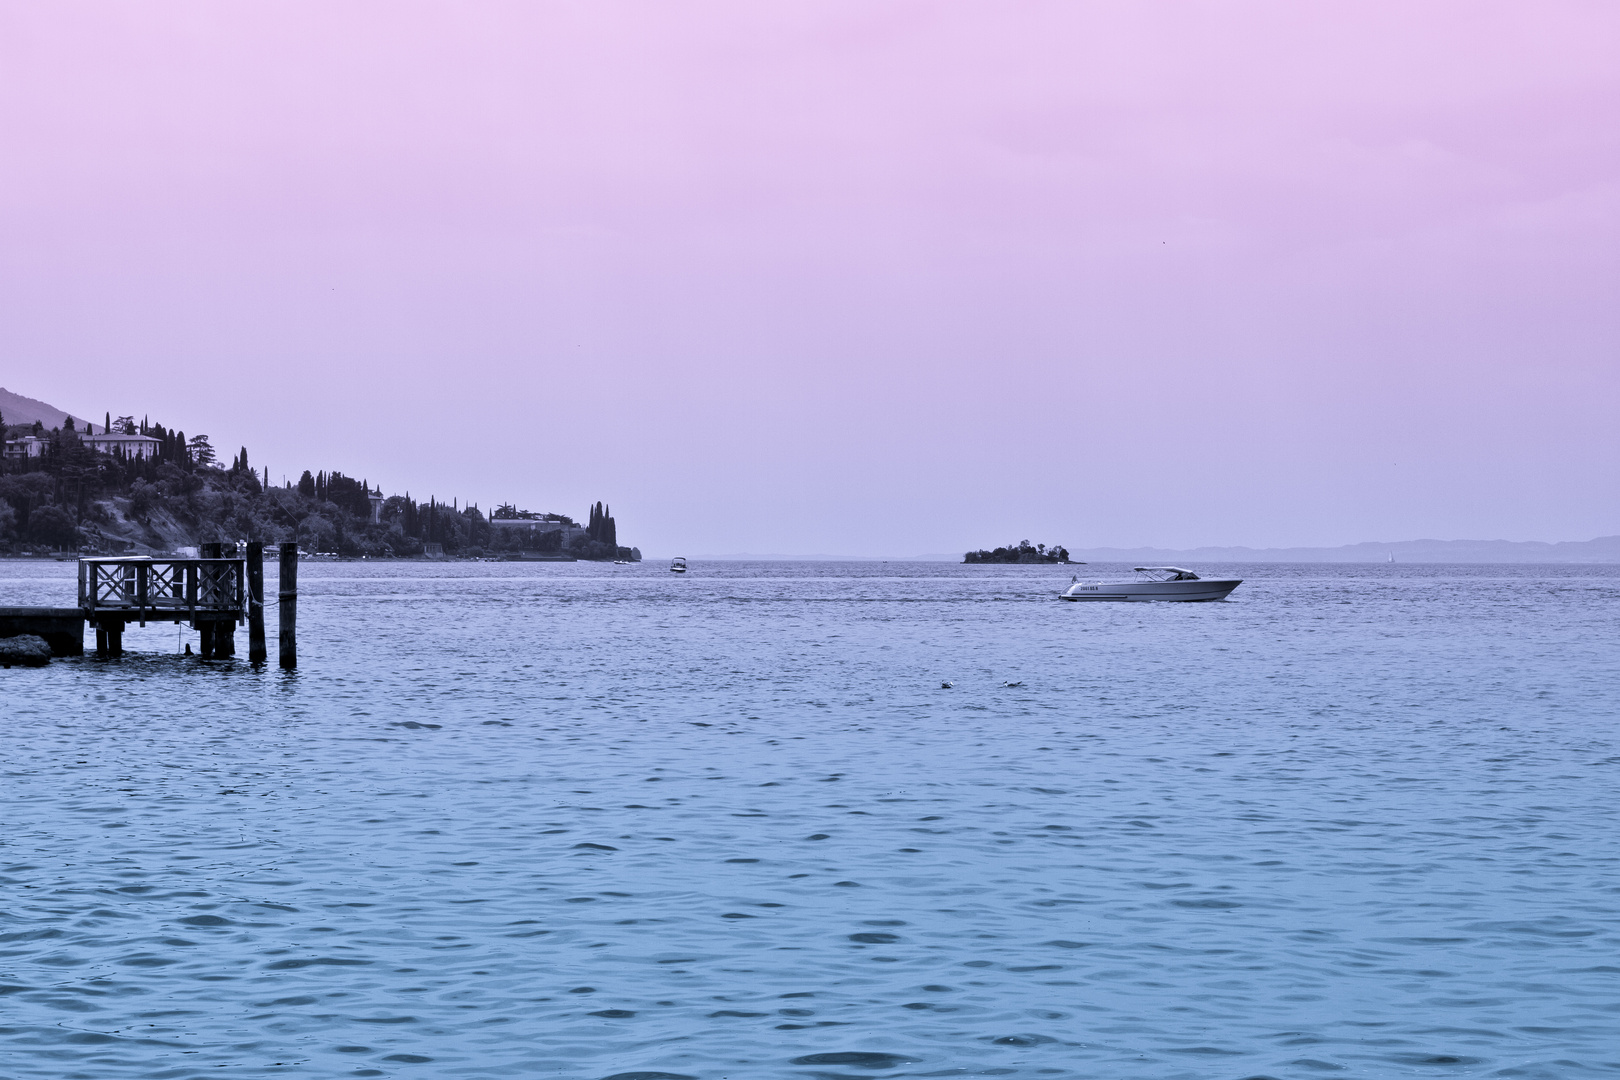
[79,558,245,615]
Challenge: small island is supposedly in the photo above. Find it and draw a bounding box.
[964,540,1073,564]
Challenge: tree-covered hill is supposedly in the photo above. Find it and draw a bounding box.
[0,411,636,560]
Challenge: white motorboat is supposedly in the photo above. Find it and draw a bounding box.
[669,556,688,573]
[1060,566,1241,602]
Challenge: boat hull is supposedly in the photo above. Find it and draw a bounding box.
[1061,578,1241,602]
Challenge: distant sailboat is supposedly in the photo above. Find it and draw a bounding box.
[1387,553,1395,563]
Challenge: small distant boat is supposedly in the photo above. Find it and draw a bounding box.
[669,556,688,573]
[1061,566,1241,602]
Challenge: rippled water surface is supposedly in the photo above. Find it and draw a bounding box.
[3,559,1618,1080]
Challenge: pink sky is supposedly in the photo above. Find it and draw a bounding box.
[2,1,1616,554]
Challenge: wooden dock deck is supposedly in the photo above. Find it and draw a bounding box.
[0,542,298,665]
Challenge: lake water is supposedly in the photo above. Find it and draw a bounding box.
[2,559,1617,1080]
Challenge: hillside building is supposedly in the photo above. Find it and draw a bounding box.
[81,432,162,459]
[3,436,46,459]
[488,517,585,546]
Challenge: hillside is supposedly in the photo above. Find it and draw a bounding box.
[0,386,90,431]
[0,390,636,560]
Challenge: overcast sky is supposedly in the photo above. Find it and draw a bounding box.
[2,2,1615,554]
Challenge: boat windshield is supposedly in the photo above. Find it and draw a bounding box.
[1133,566,1200,581]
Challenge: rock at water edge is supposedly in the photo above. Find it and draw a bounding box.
[0,634,52,667]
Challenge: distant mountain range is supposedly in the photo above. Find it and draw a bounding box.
[698,536,1620,564]
[0,386,90,430]
[1057,536,1620,564]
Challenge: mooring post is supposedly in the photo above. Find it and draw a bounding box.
[247,542,267,663]
[278,541,298,669]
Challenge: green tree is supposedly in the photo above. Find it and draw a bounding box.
[26,504,78,549]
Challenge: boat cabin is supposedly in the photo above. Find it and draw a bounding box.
[1133,566,1202,581]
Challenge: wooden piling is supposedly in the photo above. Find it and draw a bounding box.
[218,618,236,657]
[247,542,267,663]
[278,542,298,669]
[106,621,123,657]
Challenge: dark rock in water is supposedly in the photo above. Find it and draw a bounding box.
[989,1033,1057,1046]
[0,635,51,667]
[789,1052,917,1068]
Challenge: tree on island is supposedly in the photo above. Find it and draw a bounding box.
[586,502,616,549]
[964,540,1072,564]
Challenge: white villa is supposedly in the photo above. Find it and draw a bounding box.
[80,431,162,459]
[2,435,46,460]
[4,429,163,461]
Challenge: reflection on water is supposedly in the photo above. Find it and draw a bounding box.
[2,560,1617,1079]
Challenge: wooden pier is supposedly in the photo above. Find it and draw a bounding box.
[0,542,297,665]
